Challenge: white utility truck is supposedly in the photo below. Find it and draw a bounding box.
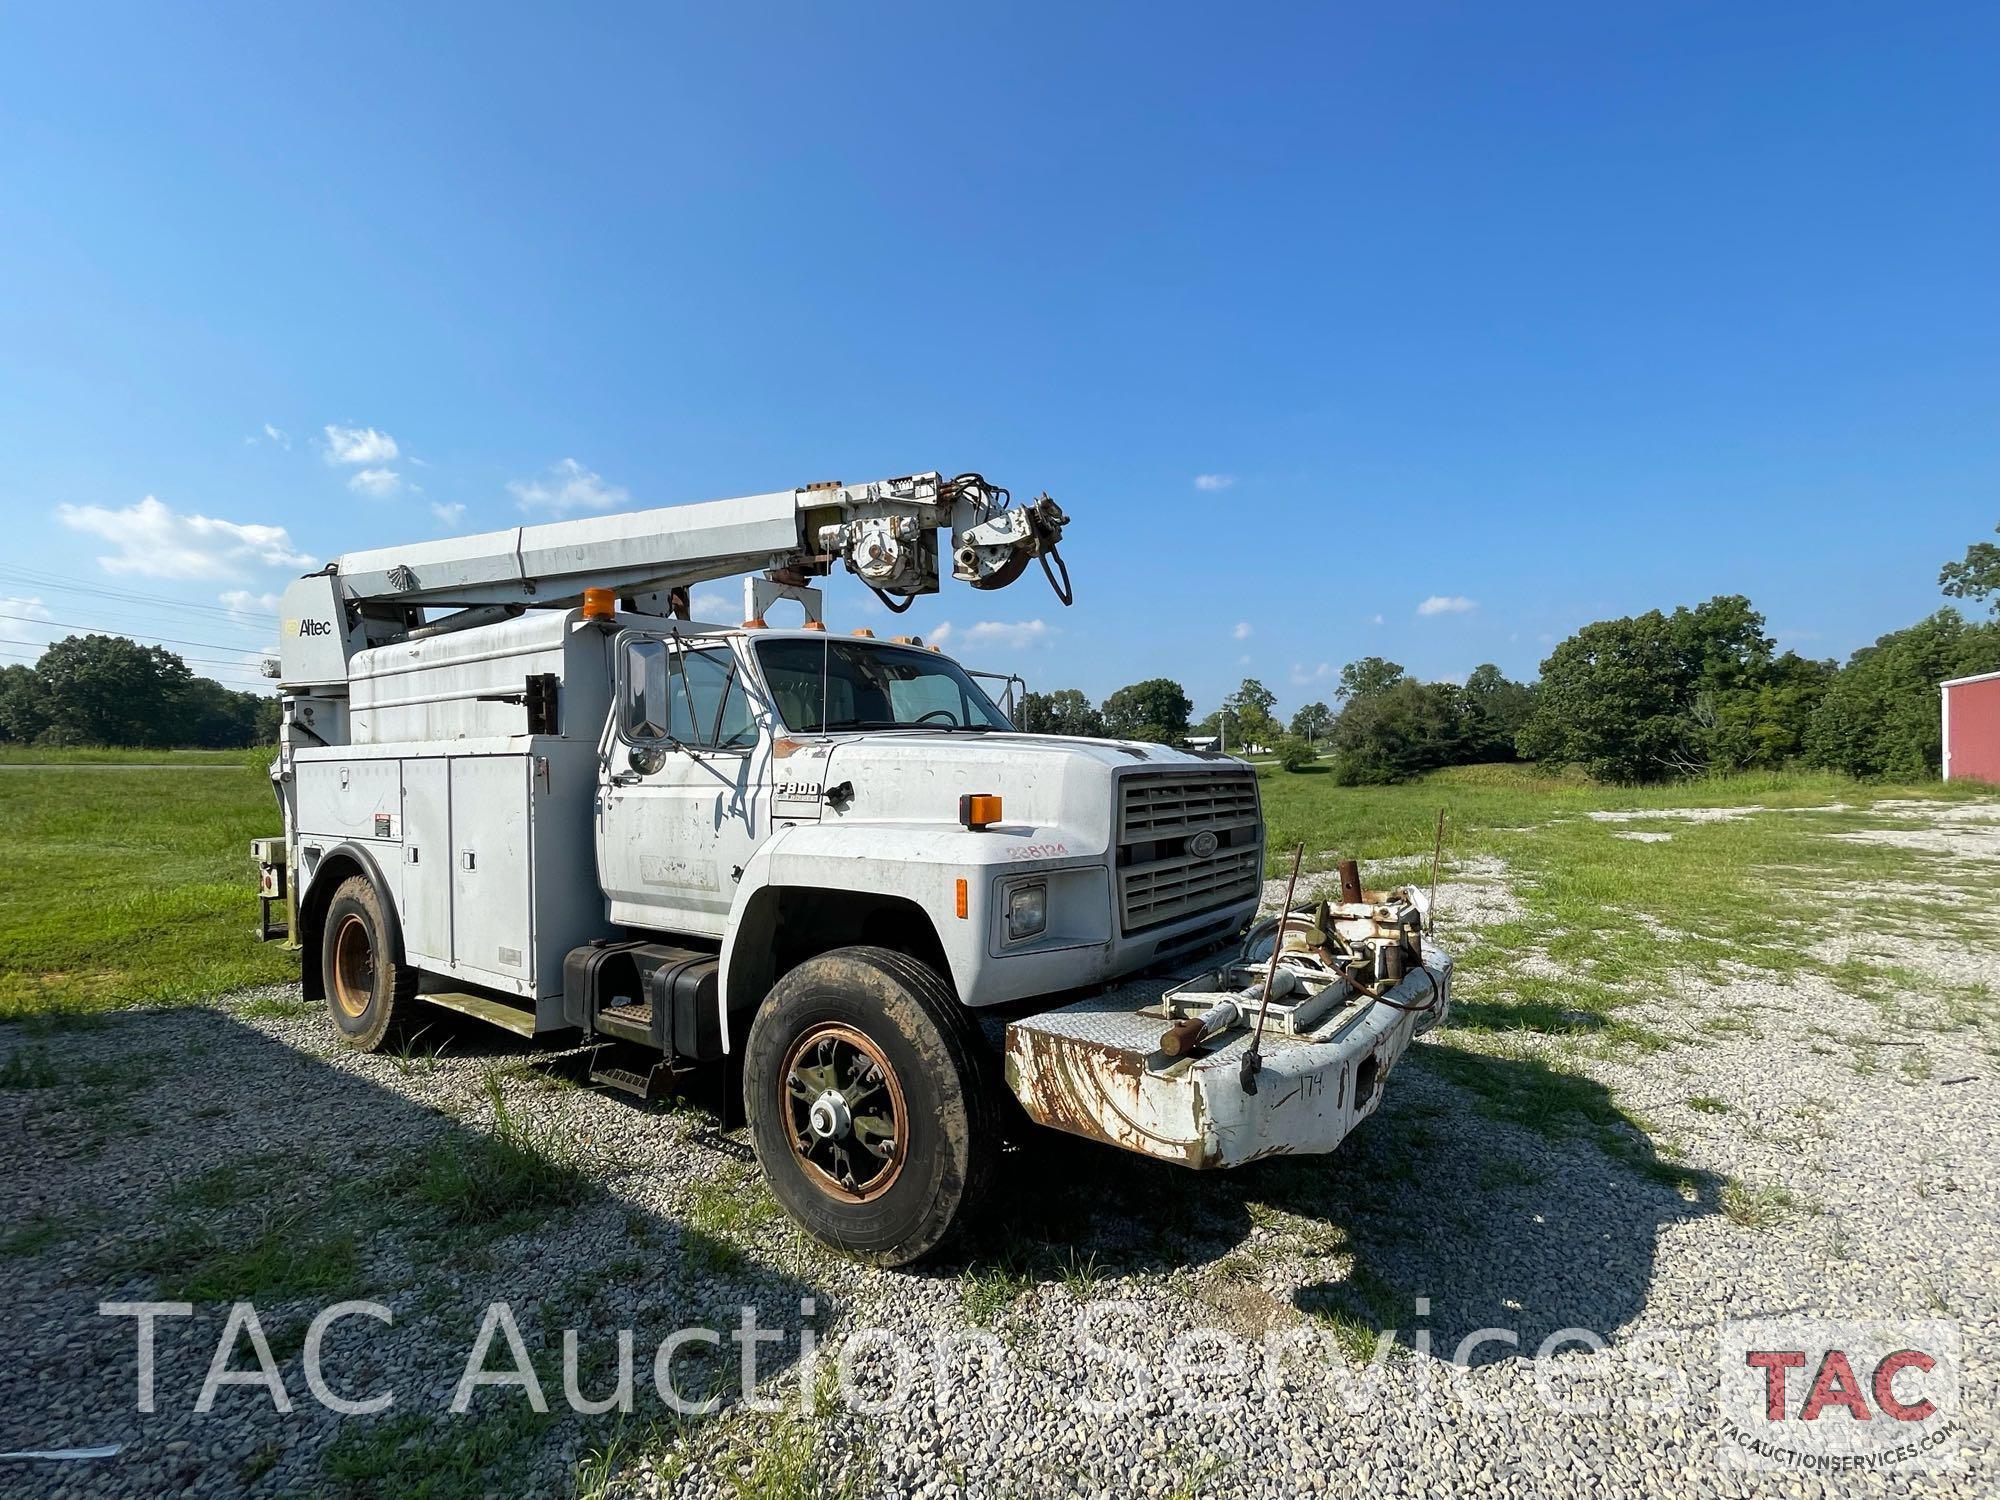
[253,471,1450,1263]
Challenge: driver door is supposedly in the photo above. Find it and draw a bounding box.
[599,634,766,938]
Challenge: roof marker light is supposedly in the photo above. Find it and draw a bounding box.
[959,794,1002,830]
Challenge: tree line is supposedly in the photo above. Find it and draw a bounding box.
[0,635,279,749]
[1016,518,2000,784]
[11,518,1997,771]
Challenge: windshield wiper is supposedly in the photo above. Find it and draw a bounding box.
[814,718,1001,734]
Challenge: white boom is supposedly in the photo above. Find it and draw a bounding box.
[274,471,1068,690]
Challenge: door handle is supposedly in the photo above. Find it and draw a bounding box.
[460,851,476,871]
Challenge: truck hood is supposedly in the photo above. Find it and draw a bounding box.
[815,732,1242,842]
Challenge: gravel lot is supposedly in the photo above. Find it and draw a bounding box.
[2,801,1995,1498]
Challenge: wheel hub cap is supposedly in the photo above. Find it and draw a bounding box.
[807,1089,852,1141]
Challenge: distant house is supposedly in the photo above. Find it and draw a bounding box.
[1184,735,1221,752]
[1942,669,2000,784]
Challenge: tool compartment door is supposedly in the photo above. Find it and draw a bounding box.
[398,758,451,965]
[449,756,533,990]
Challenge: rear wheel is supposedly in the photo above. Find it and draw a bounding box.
[319,875,417,1052]
[743,946,997,1266]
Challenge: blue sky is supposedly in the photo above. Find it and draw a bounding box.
[2,3,1995,715]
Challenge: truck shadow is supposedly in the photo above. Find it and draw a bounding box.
[951,1041,1722,1366]
[0,1003,822,1496]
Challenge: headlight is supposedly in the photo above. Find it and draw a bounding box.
[1006,881,1047,941]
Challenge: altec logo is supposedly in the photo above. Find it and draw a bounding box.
[1717,1319,1960,1473]
[295,618,333,637]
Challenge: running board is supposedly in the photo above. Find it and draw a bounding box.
[421,990,542,1038]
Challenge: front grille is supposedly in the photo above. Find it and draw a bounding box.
[1116,770,1262,934]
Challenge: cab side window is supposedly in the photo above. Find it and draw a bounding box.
[670,650,732,743]
[623,639,756,751]
[715,671,755,748]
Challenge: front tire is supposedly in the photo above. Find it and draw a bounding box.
[743,946,997,1266]
[319,875,417,1052]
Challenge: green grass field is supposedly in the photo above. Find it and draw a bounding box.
[0,754,1989,1026]
[0,745,272,766]
[0,754,295,1019]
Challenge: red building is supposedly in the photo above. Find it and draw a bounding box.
[1942,669,2000,785]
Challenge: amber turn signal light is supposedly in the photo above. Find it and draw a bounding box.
[959,793,1002,830]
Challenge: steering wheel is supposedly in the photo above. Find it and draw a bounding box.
[914,708,960,726]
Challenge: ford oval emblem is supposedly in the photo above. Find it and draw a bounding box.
[1186,829,1219,860]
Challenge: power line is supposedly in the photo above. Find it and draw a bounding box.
[0,612,278,655]
[0,647,272,690]
[0,636,273,671]
[0,590,279,640]
[0,564,280,621]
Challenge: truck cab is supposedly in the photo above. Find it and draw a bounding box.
[601,623,1263,1030]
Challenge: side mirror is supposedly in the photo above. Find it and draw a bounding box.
[623,638,672,740]
[627,744,667,777]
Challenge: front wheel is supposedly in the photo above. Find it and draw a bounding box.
[743,946,997,1266]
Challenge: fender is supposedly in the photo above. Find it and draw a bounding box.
[296,839,407,977]
[717,821,1001,1053]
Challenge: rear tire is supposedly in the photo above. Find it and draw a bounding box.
[319,875,418,1053]
[743,945,998,1266]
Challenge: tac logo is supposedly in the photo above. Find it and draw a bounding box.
[1717,1319,1959,1472]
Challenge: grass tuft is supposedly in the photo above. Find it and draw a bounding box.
[1722,1180,1797,1229]
[397,1077,593,1235]
[0,1047,59,1088]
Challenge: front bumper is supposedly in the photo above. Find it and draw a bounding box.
[1003,942,1451,1169]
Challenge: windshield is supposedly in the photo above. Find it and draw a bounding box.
[755,638,1013,733]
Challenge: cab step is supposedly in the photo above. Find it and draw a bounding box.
[588,1054,682,1105]
[596,1000,655,1047]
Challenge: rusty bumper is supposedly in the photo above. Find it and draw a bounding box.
[1002,948,1450,1170]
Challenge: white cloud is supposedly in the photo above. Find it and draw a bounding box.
[1290,662,1336,686]
[1238,653,1252,666]
[57,496,313,580]
[690,589,735,621]
[1370,613,1384,625]
[960,619,1051,648]
[1194,473,1235,492]
[218,589,282,618]
[1232,621,1253,640]
[1417,595,1477,616]
[1432,671,1467,686]
[349,467,405,498]
[508,458,629,515]
[924,620,1053,649]
[0,597,56,653]
[429,501,467,528]
[323,424,400,465]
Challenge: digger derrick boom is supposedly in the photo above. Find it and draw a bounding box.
[273,471,1068,692]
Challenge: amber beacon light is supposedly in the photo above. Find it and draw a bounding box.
[958,793,1003,830]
